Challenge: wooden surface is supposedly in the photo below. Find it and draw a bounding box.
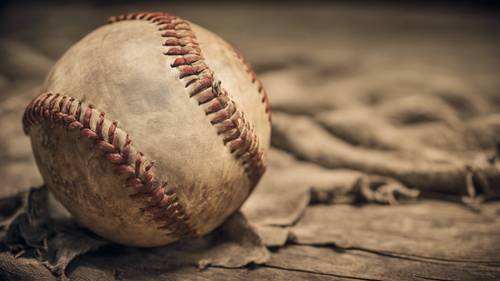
[66,201,500,281]
[2,200,499,280]
[1,1,500,280]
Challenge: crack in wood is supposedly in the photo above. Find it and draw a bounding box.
[210,264,383,281]
[288,243,500,267]
[414,275,458,281]
[345,247,500,266]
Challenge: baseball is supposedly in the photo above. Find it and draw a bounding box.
[22,12,271,247]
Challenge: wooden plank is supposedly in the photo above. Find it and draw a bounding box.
[266,245,500,281]
[290,200,500,262]
[69,262,345,281]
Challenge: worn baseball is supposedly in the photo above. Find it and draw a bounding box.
[22,12,271,247]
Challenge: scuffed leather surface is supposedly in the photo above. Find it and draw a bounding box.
[31,19,270,246]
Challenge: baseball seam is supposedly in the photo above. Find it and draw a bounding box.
[231,49,272,123]
[22,92,195,238]
[108,12,267,185]
[23,11,268,242]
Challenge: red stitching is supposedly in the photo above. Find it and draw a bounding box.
[24,12,267,241]
[108,13,266,186]
[232,48,272,123]
[22,93,195,239]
